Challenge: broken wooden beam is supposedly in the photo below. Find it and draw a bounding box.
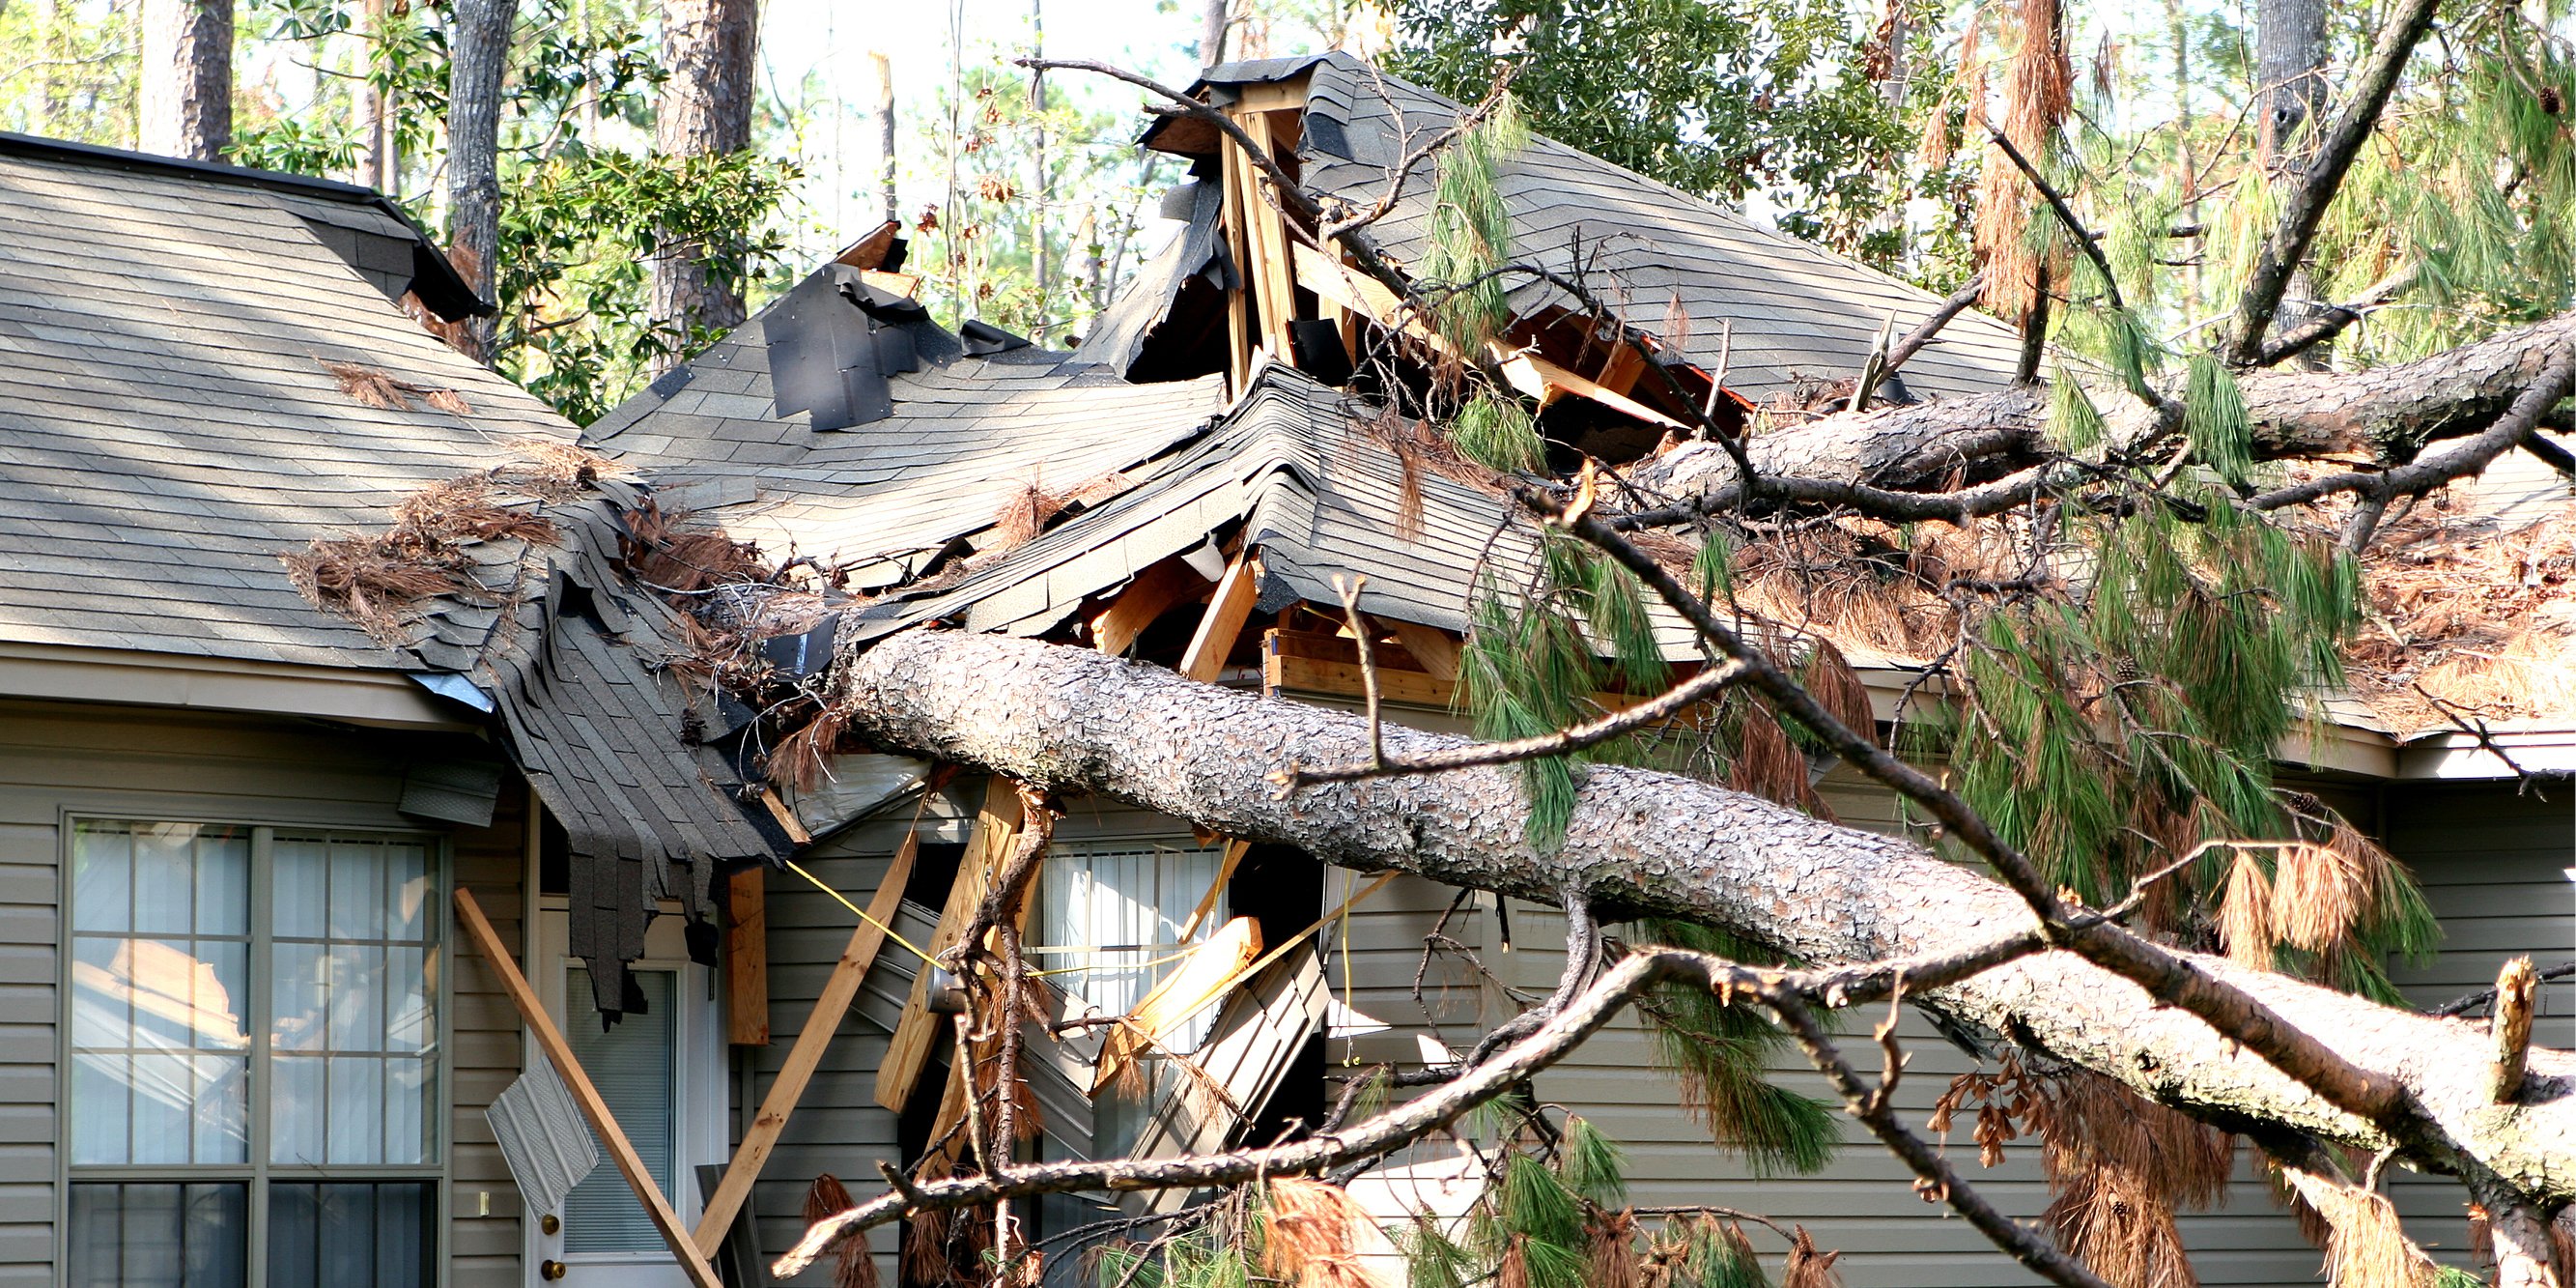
[1179,553,1261,683]
[1091,558,1206,657]
[874,778,1025,1111]
[694,833,921,1255]
[452,887,725,1288]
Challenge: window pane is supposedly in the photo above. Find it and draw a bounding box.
[269,1055,326,1167]
[326,840,385,941]
[1035,840,1228,1051]
[69,823,250,1166]
[69,1182,246,1288]
[272,838,327,940]
[270,833,438,1167]
[563,967,676,1253]
[267,1183,434,1288]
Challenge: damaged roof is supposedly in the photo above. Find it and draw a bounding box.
[1148,52,2029,404]
[853,358,1702,658]
[588,266,1228,586]
[0,137,779,1013]
[0,137,549,669]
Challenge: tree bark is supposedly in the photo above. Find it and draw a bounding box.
[2255,0,2329,164]
[137,0,231,160]
[826,628,2576,1202]
[1200,0,1229,67]
[355,0,397,195]
[444,0,516,363]
[1639,311,2576,501]
[871,51,898,224]
[650,0,758,364]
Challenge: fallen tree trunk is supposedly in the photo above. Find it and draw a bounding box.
[833,628,2576,1199]
[1643,312,2576,498]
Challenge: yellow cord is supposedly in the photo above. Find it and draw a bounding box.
[783,857,938,966]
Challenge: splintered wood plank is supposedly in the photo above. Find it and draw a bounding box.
[1220,138,1255,393]
[1287,242,1688,431]
[725,866,770,1046]
[1091,558,1206,657]
[694,833,920,1255]
[452,887,725,1288]
[1596,338,1650,396]
[1235,112,1302,360]
[873,778,1025,1112]
[1179,553,1261,683]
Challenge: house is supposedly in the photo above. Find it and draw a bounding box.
[580,51,2574,1288]
[0,46,2564,1288]
[0,132,788,1287]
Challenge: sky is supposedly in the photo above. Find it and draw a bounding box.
[754,0,1278,262]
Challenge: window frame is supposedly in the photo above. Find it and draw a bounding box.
[56,813,453,1288]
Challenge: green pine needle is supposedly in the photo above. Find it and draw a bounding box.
[2185,354,2254,488]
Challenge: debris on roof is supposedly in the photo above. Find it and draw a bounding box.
[285,451,787,1016]
[2346,471,2576,733]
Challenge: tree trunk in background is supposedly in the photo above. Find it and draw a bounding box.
[445,0,518,363]
[2255,0,2329,164]
[1200,0,1228,67]
[1030,0,1049,342]
[650,0,758,368]
[137,0,232,160]
[871,51,898,223]
[355,0,397,195]
[827,628,2576,1203]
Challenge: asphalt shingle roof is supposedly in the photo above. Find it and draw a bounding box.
[0,142,563,669]
[588,274,1228,586]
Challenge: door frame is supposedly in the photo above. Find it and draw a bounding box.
[522,896,726,1285]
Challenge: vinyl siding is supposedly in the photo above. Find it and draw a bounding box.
[2385,783,2574,1269]
[0,696,529,1287]
[740,806,969,1284]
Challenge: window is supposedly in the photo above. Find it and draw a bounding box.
[67,820,441,1288]
[1033,839,1231,1158]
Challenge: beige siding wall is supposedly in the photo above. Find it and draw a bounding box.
[0,697,528,1287]
[742,805,971,1283]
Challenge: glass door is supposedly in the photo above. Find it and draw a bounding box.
[528,908,722,1286]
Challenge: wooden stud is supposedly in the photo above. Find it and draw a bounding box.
[1179,553,1261,683]
[1235,112,1303,361]
[1091,558,1206,657]
[873,779,1025,1111]
[1286,242,1689,432]
[725,867,770,1046]
[451,887,726,1288]
[1596,338,1650,397]
[694,834,920,1254]
[1384,618,1463,685]
[1176,838,1253,944]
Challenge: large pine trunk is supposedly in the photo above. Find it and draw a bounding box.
[830,627,2576,1201]
[444,0,517,363]
[649,0,757,365]
[136,0,232,160]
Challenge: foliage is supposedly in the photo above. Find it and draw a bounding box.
[1385,0,1934,270]
[496,147,797,422]
[1630,920,1840,1175]
[900,57,1182,346]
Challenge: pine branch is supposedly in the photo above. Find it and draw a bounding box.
[772,937,2056,1280]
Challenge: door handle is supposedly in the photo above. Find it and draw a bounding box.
[541,1259,569,1281]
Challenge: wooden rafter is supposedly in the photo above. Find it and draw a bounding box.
[874,778,1025,1111]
